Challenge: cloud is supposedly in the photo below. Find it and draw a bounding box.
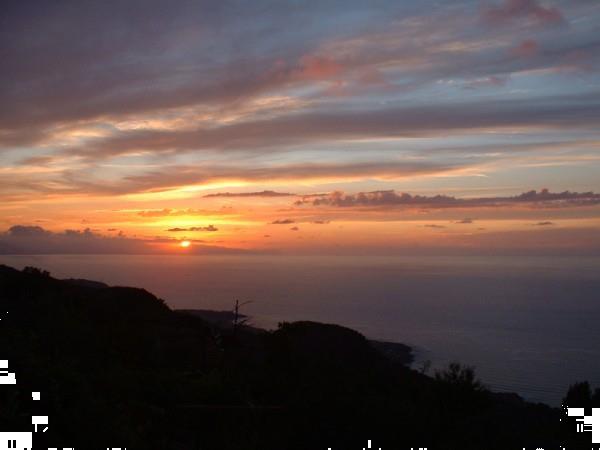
[424,224,446,229]
[6,225,51,237]
[296,188,600,209]
[514,188,600,204]
[166,225,218,232]
[296,55,343,80]
[483,0,565,26]
[137,208,228,217]
[297,190,460,207]
[455,218,474,224]
[63,161,454,197]
[464,75,509,89]
[0,161,452,198]
[312,220,330,224]
[203,190,294,198]
[510,39,540,58]
[0,1,404,138]
[1,0,595,161]
[137,209,175,217]
[271,219,295,225]
[0,225,238,255]
[0,2,305,132]
[56,91,600,162]
[2,226,148,254]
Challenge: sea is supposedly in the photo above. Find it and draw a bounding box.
[1,254,599,406]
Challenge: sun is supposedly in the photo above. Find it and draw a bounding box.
[179,240,191,248]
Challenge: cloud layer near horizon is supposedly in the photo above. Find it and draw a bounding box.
[0,225,240,255]
[296,189,600,208]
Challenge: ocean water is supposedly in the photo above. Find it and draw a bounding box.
[1,254,599,406]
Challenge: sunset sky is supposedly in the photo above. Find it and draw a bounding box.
[1,0,600,255]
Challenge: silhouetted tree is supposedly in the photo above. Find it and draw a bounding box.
[563,381,600,408]
[22,266,50,277]
[435,362,485,392]
[563,381,592,407]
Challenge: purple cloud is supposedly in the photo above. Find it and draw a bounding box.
[484,0,565,26]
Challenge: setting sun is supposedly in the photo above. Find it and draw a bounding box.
[179,240,191,248]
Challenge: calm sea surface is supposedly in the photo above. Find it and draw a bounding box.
[1,254,599,406]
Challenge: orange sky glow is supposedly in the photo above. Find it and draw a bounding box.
[1,0,600,256]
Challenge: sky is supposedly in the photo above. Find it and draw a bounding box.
[1,0,600,255]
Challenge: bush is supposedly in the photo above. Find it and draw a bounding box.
[435,362,485,392]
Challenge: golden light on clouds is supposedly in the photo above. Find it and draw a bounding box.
[1,0,599,257]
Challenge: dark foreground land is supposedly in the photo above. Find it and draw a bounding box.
[0,264,597,449]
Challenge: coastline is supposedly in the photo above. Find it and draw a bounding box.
[177,308,414,367]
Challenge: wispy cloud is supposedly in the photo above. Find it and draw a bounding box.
[166,225,218,232]
[137,209,231,217]
[203,190,294,198]
[47,92,600,162]
[455,218,474,224]
[28,161,458,197]
[483,0,565,26]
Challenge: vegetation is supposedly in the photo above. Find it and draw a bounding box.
[0,265,593,449]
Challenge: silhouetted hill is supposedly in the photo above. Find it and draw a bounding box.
[62,278,109,289]
[0,264,588,449]
[370,339,413,366]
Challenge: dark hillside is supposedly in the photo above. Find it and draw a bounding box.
[0,265,586,449]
